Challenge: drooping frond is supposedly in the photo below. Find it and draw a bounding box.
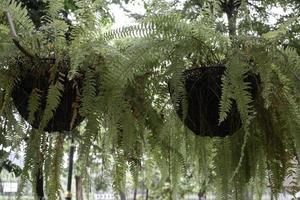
[27,88,42,124]
[17,130,42,199]
[39,74,64,130]
[46,134,64,200]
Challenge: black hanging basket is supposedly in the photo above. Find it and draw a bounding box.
[12,63,84,133]
[169,65,259,137]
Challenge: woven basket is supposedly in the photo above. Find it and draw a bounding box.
[12,63,84,132]
[169,65,259,137]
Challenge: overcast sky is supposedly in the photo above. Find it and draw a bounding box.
[109,1,145,28]
[109,1,290,28]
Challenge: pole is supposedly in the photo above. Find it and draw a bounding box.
[65,135,75,200]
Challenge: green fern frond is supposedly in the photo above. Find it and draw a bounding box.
[46,0,65,18]
[27,88,42,124]
[112,152,127,195]
[4,0,35,31]
[0,24,15,57]
[39,74,64,130]
[79,68,97,116]
[17,130,42,200]
[103,14,183,41]
[44,135,53,196]
[219,69,234,123]
[46,134,64,200]
[103,23,156,41]
[0,70,19,117]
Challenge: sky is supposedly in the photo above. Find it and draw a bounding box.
[109,0,290,28]
[109,1,145,28]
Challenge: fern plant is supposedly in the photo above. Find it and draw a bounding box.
[99,12,300,199]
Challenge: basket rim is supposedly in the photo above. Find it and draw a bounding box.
[183,64,226,76]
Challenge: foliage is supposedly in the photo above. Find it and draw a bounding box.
[0,0,299,199]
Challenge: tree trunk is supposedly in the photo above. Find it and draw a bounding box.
[198,191,206,200]
[227,12,237,38]
[66,136,75,200]
[145,189,149,200]
[0,178,2,193]
[36,164,44,200]
[35,146,45,200]
[119,191,126,200]
[133,188,137,200]
[219,0,240,38]
[75,175,84,200]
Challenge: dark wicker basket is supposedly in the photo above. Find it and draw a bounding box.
[169,65,259,137]
[12,68,84,132]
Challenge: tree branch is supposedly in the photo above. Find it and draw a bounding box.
[119,3,144,20]
[5,11,34,59]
